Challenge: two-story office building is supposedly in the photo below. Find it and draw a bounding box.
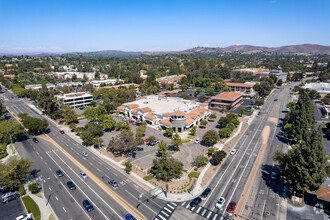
[208,92,243,110]
[60,92,93,108]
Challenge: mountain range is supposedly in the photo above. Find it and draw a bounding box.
[1,44,330,57]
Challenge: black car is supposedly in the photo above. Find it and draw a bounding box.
[56,169,64,177]
[108,180,118,187]
[137,147,144,151]
[82,200,94,212]
[190,197,202,207]
[201,188,211,200]
[59,130,65,134]
[67,181,76,190]
[32,138,39,143]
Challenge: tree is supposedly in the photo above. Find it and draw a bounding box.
[151,156,183,181]
[208,147,215,156]
[255,99,264,106]
[0,119,25,145]
[209,113,217,121]
[200,120,208,128]
[240,108,245,116]
[157,140,168,156]
[190,126,197,135]
[116,121,131,132]
[148,136,157,143]
[20,115,48,134]
[212,150,226,165]
[219,127,232,139]
[0,102,5,117]
[198,95,207,102]
[80,130,95,145]
[193,155,208,167]
[37,84,58,117]
[165,127,174,137]
[274,128,327,196]
[276,79,283,86]
[101,115,116,130]
[227,123,235,131]
[218,117,230,127]
[171,133,182,149]
[202,130,219,145]
[84,107,96,121]
[136,124,147,135]
[0,156,33,190]
[124,161,132,174]
[107,131,140,156]
[69,122,77,131]
[231,119,240,127]
[85,122,103,137]
[61,105,78,124]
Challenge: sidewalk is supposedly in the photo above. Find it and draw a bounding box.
[1,144,20,163]
[24,184,57,220]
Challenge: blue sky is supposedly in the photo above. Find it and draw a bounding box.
[0,0,329,53]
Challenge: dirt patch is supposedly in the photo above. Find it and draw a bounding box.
[222,121,249,154]
[262,125,271,144]
[268,117,278,125]
[99,148,126,162]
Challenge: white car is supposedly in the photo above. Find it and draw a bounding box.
[230,149,237,155]
[80,172,87,179]
[82,152,88,157]
[195,138,200,144]
[16,213,32,220]
[215,197,225,209]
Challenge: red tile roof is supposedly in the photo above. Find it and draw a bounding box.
[170,110,186,116]
[159,118,172,126]
[126,104,138,109]
[211,92,242,101]
[316,186,330,202]
[140,107,152,113]
[145,112,156,120]
[116,106,125,110]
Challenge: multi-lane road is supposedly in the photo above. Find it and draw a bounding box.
[1,89,167,220]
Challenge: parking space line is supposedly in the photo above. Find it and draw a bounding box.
[161,211,169,217]
[63,207,66,212]
[49,187,52,191]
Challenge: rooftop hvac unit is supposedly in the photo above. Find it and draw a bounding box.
[143,101,148,104]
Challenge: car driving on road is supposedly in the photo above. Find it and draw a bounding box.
[215,197,225,209]
[201,188,211,200]
[67,181,76,190]
[226,201,236,215]
[32,138,39,143]
[56,169,64,177]
[82,200,94,212]
[108,180,118,187]
[80,172,87,179]
[190,197,202,207]
[82,152,88,157]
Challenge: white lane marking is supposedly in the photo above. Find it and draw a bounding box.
[196,207,202,213]
[106,167,110,171]
[40,156,43,160]
[63,207,66,212]
[186,204,190,208]
[49,151,122,220]
[96,168,101,172]
[207,212,212,218]
[213,214,218,220]
[158,215,166,220]
[181,202,186,206]
[36,152,39,155]
[164,207,172,213]
[55,196,58,200]
[49,187,52,191]
[49,167,52,171]
[161,211,169,217]
[89,162,93,166]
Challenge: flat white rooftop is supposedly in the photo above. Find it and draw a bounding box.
[125,95,200,114]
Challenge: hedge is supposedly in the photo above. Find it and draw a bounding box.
[143,174,153,181]
[22,196,41,220]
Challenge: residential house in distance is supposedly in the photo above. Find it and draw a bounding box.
[116,95,210,132]
[231,68,269,77]
[208,92,243,110]
[156,74,186,86]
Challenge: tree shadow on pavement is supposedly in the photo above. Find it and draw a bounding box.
[261,164,288,199]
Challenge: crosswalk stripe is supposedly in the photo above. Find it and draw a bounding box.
[167,204,175,209]
[170,202,177,206]
[158,214,166,220]
[220,217,223,220]
[164,207,172,213]
[161,211,169,217]
[202,209,207,215]
[186,204,190,208]
[213,214,218,220]
[181,202,186,206]
[191,207,195,211]
[207,212,212,218]
[208,213,214,219]
[196,207,202,214]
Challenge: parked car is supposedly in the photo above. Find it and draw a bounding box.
[226,201,236,215]
[144,138,149,142]
[215,197,225,209]
[108,180,118,187]
[195,138,200,144]
[2,191,18,200]
[163,133,168,136]
[80,172,87,179]
[59,130,65,134]
[122,118,130,122]
[67,181,76,190]
[32,138,39,143]
[2,193,19,203]
[190,197,202,207]
[129,120,135,123]
[137,147,144,151]
[245,107,251,111]
[82,200,94,212]
[125,214,136,220]
[82,152,88,157]
[16,213,33,220]
[56,169,64,177]
[201,188,211,200]
[230,149,237,155]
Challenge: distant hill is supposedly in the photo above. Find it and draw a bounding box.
[2,44,330,57]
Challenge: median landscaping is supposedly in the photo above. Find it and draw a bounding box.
[22,196,41,220]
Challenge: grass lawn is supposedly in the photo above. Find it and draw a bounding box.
[182,139,191,143]
[143,174,153,181]
[188,135,196,139]
[22,196,41,220]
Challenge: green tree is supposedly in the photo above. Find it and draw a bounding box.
[202,130,219,145]
[101,115,116,130]
[276,79,283,86]
[227,122,235,131]
[151,156,183,181]
[255,99,264,106]
[0,119,25,145]
[231,119,240,127]
[116,121,131,132]
[208,147,215,156]
[218,127,232,139]
[80,130,95,145]
[212,150,227,165]
[171,133,182,149]
[193,155,209,167]
[209,113,217,121]
[240,108,245,116]
[165,127,174,136]
[274,128,327,196]
[125,161,132,174]
[69,122,77,131]
[200,120,208,128]
[20,116,48,134]
[61,104,78,124]
[157,140,168,156]
[107,131,140,156]
[190,126,197,135]
[148,136,157,143]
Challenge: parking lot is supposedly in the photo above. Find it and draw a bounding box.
[0,193,26,220]
[232,99,254,115]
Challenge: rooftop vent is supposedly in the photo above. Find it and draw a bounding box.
[143,101,148,104]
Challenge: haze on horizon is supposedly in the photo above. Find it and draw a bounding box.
[0,0,329,54]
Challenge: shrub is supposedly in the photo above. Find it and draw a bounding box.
[182,139,190,143]
[124,161,132,174]
[212,150,227,165]
[208,148,215,156]
[194,168,198,171]
[188,172,200,179]
[231,119,240,127]
[28,182,39,194]
[19,184,26,196]
[143,174,153,181]
[228,123,235,131]
[0,143,8,159]
[22,196,41,220]
[193,155,209,167]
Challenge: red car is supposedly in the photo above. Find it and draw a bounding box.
[163,133,168,136]
[129,120,135,123]
[145,138,149,142]
[226,201,236,215]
